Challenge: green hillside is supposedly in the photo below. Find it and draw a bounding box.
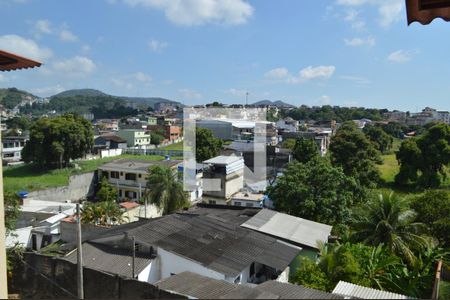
[0,87,38,109]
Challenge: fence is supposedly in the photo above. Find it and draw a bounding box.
[12,252,184,299]
[124,148,184,157]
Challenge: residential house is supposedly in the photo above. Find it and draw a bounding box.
[155,271,342,299]
[1,136,27,164]
[202,155,244,205]
[241,209,332,261]
[332,281,411,299]
[6,199,76,251]
[147,124,182,142]
[276,117,299,133]
[94,134,127,153]
[117,129,151,147]
[63,206,302,285]
[177,163,203,202]
[95,119,119,131]
[231,192,264,208]
[97,158,182,204]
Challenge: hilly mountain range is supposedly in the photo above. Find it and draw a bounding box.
[52,88,181,109]
[251,100,296,108]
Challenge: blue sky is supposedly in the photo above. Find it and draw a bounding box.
[0,0,449,111]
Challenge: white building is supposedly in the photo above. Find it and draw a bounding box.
[64,207,302,285]
[1,136,27,164]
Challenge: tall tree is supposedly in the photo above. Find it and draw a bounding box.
[267,159,357,224]
[292,137,320,163]
[396,123,450,188]
[330,121,381,189]
[350,192,429,265]
[144,165,188,215]
[363,125,394,154]
[195,127,223,162]
[81,201,126,226]
[22,114,94,169]
[411,190,450,247]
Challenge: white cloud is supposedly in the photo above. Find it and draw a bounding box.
[264,68,289,80]
[111,72,152,90]
[33,19,53,37]
[60,29,79,42]
[133,72,152,82]
[0,73,8,82]
[148,39,168,53]
[343,9,366,30]
[30,85,65,96]
[337,0,404,28]
[387,49,418,63]
[122,0,254,26]
[344,36,375,47]
[224,88,247,97]
[340,75,371,85]
[0,34,53,61]
[52,56,96,75]
[179,88,203,100]
[320,95,331,105]
[299,66,336,80]
[265,66,336,84]
[81,44,91,53]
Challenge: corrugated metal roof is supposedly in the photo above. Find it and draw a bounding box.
[64,242,152,278]
[256,280,343,299]
[99,158,181,172]
[87,207,300,277]
[332,281,413,299]
[155,272,277,299]
[241,209,332,250]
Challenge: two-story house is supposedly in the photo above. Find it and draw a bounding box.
[1,136,27,164]
[117,129,151,148]
[97,158,182,202]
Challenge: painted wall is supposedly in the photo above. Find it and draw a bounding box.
[28,172,96,202]
[157,247,225,283]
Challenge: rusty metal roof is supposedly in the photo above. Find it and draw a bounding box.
[0,49,42,72]
[406,0,450,25]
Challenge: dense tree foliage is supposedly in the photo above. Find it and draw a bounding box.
[350,192,429,265]
[292,137,320,163]
[150,133,165,145]
[96,177,118,202]
[292,241,447,298]
[396,123,450,188]
[281,138,296,150]
[81,201,127,226]
[4,116,32,131]
[144,165,188,215]
[412,190,450,247]
[20,95,139,119]
[330,122,381,190]
[363,125,394,154]
[196,127,223,162]
[4,192,21,235]
[267,159,357,224]
[22,114,94,169]
[283,105,388,122]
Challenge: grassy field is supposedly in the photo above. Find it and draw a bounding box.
[3,154,172,194]
[158,141,184,151]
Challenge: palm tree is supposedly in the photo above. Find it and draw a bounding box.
[144,165,188,215]
[350,192,429,265]
[81,201,127,226]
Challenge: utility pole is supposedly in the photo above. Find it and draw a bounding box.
[132,236,136,279]
[246,91,249,107]
[76,204,84,299]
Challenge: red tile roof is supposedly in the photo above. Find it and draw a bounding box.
[119,201,140,210]
[0,49,42,71]
[406,0,450,25]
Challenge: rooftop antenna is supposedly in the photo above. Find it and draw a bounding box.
[246,91,249,107]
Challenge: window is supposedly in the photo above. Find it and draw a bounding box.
[102,171,109,179]
[234,201,242,206]
[120,172,123,176]
[234,275,241,284]
[246,203,253,207]
[209,200,216,205]
[125,173,137,181]
[3,153,14,158]
[111,171,119,179]
[138,174,142,178]
[119,190,122,197]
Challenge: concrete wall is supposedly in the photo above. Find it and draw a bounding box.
[158,247,225,283]
[28,172,96,202]
[14,253,184,299]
